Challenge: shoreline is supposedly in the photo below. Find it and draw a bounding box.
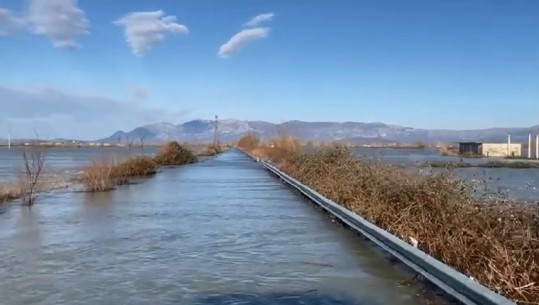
[424,160,539,169]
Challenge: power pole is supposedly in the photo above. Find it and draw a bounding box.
[213,115,219,147]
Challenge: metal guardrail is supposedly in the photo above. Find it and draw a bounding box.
[241,150,516,305]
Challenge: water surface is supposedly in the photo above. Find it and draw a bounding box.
[0,150,448,305]
[352,147,539,201]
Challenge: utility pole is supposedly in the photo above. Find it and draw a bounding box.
[529,133,532,159]
[213,115,219,147]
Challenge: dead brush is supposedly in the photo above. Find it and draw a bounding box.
[81,156,159,192]
[277,145,539,305]
[154,141,198,165]
[81,157,118,192]
[114,156,157,178]
[198,144,222,157]
[0,183,22,203]
[237,133,260,151]
[247,134,301,165]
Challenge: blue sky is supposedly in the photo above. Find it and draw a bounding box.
[0,0,538,139]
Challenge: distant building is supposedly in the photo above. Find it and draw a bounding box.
[458,142,481,155]
[457,142,521,157]
[482,143,521,157]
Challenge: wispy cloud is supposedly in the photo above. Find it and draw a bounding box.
[114,11,188,56]
[0,85,188,140]
[243,13,274,28]
[218,27,270,58]
[0,0,89,48]
[0,8,26,36]
[218,13,275,58]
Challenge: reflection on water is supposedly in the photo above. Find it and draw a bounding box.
[0,150,449,305]
[353,148,539,201]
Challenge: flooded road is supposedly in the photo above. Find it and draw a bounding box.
[0,150,449,305]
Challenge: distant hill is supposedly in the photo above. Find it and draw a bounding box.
[99,119,539,144]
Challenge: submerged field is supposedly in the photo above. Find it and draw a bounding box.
[353,147,539,201]
[1,146,538,201]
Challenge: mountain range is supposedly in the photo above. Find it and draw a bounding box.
[100,119,539,145]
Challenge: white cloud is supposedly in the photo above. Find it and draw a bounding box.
[243,13,274,28]
[218,27,270,58]
[27,0,89,48]
[0,85,189,140]
[0,8,26,36]
[114,11,189,56]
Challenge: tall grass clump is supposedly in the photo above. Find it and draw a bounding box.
[264,135,301,164]
[114,156,157,177]
[81,156,159,192]
[154,141,198,166]
[238,133,300,164]
[0,183,21,203]
[198,144,223,157]
[238,133,260,151]
[81,157,118,192]
[276,145,538,304]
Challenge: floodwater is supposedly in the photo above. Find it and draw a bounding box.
[0,150,449,305]
[0,146,159,182]
[352,148,539,201]
[1,146,537,201]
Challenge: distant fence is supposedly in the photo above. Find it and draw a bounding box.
[240,149,516,305]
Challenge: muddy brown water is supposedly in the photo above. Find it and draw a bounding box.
[0,150,452,305]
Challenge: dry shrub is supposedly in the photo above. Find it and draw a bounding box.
[198,144,222,157]
[439,144,459,156]
[81,156,158,192]
[278,146,539,305]
[154,141,198,166]
[114,156,157,178]
[0,183,22,203]
[249,135,301,165]
[238,133,260,151]
[17,147,46,206]
[81,157,118,192]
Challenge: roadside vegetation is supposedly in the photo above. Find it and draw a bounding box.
[1,140,209,200]
[1,146,48,207]
[0,146,72,207]
[154,141,198,166]
[0,183,21,204]
[197,144,226,157]
[81,156,158,192]
[81,141,200,192]
[238,134,539,305]
[81,157,119,192]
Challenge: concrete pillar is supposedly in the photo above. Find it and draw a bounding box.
[529,133,532,159]
[507,134,511,157]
